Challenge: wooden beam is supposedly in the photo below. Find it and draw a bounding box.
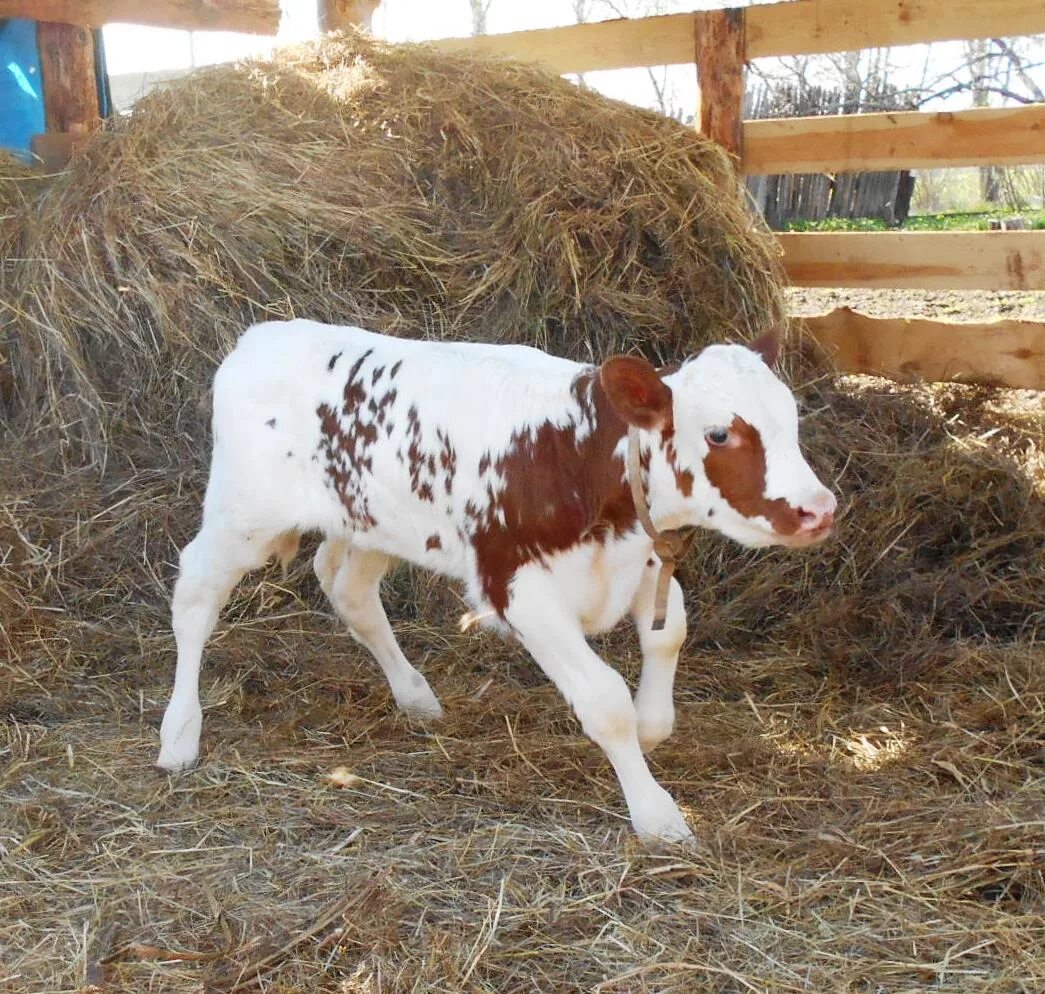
[37,21,100,134]
[431,0,1045,74]
[432,12,697,74]
[319,0,381,32]
[801,307,1045,389]
[779,231,1044,291]
[743,104,1045,175]
[747,0,1045,60]
[695,8,745,158]
[0,1,281,34]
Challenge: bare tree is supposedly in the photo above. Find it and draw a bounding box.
[992,37,1045,102]
[572,0,593,88]
[592,0,690,121]
[572,0,593,21]
[965,39,1000,202]
[468,0,494,36]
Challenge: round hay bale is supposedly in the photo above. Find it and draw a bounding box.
[0,30,782,455]
[0,32,1039,674]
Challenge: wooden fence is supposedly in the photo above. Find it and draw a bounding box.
[3,0,1043,387]
[745,82,916,228]
[432,0,1045,388]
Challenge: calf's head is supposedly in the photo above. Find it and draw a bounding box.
[601,332,837,548]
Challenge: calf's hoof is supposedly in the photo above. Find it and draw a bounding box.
[156,749,199,773]
[157,705,202,772]
[396,681,444,721]
[632,788,696,846]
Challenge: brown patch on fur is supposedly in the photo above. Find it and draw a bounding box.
[437,429,457,496]
[316,347,379,528]
[470,370,638,614]
[426,534,442,550]
[661,433,694,497]
[399,407,458,505]
[703,417,801,534]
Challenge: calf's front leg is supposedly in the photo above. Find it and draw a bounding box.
[631,570,686,754]
[505,571,693,844]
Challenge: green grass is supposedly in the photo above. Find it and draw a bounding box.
[781,209,1045,233]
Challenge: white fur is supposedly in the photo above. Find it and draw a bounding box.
[157,320,835,843]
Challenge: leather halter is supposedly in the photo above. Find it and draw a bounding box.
[626,427,697,631]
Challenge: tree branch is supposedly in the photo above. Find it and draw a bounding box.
[991,37,1045,102]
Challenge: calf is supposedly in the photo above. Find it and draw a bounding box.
[158,320,836,842]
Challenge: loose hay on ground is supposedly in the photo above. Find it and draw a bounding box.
[0,30,1042,993]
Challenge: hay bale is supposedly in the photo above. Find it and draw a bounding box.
[0,30,782,455]
[0,30,1039,668]
[680,375,1043,671]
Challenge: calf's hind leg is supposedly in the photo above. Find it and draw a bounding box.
[314,541,442,718]
[157,524,274,771]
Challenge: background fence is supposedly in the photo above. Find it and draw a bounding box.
[745,82,915,229]
[431,0,1045,389]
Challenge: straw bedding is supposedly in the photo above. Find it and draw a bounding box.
[0,31,1041,993]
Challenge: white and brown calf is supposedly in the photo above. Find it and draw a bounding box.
[158,320,836,842]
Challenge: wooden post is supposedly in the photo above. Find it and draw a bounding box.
[36,20,100,133]
[32,20,101,169]
[694,8,745,160]
[319,0,381,32]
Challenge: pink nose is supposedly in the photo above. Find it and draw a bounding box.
[796,494,837,534]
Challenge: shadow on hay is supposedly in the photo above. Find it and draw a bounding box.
[0,32,1040,685]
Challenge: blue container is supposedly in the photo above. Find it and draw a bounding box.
[0,18,45,159]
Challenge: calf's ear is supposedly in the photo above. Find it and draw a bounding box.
[599,355,672,429]
[748,326,782,367]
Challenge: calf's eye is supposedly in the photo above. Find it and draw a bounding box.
[705,426,730,446]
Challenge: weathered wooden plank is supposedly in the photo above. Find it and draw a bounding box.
[319,0,381,32]
[744,105,1045,175]
[780,231,1044,291]
[37,21,100,135]
[802,307,1045,389]
[0,1,280,34]
[695,8,745,158]
[430,0,1045,74]
[431,13,696,74]
[747,0,1045,60]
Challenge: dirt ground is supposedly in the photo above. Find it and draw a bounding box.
[786,288,1045,323]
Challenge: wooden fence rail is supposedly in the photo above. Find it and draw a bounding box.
[432,0,1045,71]
[743,105,1045,175]
[778,231,1043,291]
[0,1,281,34]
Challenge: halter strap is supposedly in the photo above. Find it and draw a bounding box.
[626,427,697,631]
